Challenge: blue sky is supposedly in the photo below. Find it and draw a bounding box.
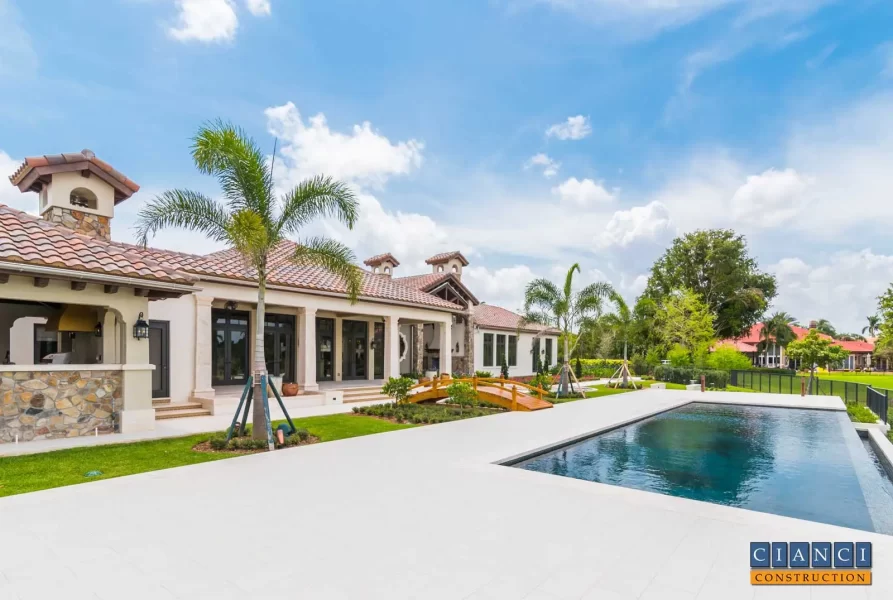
[2,0,893,333]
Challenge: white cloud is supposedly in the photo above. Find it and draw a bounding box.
[524,153,560,178]
[730,168,813,227]
[245,0,271,16]
[463,265,537,313]
[266,101,424,190]
[769,250,893,333]
[882,42,893,78]
[552,177,615,207]
[168,0,270,43]
[546,115,592,140]
[594,201,672,249]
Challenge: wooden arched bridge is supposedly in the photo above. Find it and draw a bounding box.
[406,375,553,412]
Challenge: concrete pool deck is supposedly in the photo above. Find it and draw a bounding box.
[1,389,891,599]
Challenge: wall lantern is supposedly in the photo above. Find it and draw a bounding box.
[94,322,103,338]
[224,300,238,311]
[133,312,150,340]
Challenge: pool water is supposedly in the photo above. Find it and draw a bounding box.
[513,403,893,534]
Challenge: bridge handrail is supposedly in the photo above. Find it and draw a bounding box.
[408,374,547,402]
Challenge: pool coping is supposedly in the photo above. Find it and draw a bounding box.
[498,396,847,466]
[856,423,893,481]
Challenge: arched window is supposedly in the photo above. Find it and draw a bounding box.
[452,264,459,273]
[384,266,390,274]
[70,187,98,210]
[374,267,380,274]
[438,265,444,273]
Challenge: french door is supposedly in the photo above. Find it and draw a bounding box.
[212,309,249,386]
[342,320,368,380]
[264,314,295,383]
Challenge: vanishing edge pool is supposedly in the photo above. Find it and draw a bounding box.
[511,402,893,535]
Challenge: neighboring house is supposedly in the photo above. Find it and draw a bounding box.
[1,150,557,444]
[716,322,877,370]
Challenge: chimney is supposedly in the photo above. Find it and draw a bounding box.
[425,251,469,280]
[363,253,400,278]
[8,149,139,241]
[808,320,817,330]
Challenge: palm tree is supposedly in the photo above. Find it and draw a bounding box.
[758,312,797,368]
[602,290,634,387]
[863,315,881,338]
[136,121,362,444]
[522,264,614,397]
[814,318,837,338]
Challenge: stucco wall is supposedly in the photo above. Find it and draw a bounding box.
[473,329,557,377]
[42,171,115,219]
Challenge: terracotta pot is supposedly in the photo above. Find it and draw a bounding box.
[281,382,299,397]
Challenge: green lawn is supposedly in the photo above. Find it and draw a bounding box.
[0,414,413,498]
[811,372,893,390]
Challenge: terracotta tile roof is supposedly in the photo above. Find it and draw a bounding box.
[124,240,462,311]
[0,204,194,285]
[9,150,139,201]
[425,251,469,266]
[474,304,559,334]
[363,253,400,267]
[715,340,758,353]
[718,323,875,353]
[394,272,451,291]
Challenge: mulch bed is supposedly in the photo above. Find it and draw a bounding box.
[192,435,320,454]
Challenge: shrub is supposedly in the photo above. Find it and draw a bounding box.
[653,365,730,389]
[500,357,510,380]
[446,381,478,407]
[847,403,879,424]
[630,354,651,377]
[381,376,415,404]
[574,357,583,379]
[707,344,753,371]
[575,359,626,378]
[528,372,554,393]
[354,402,501,424]
[667,344,693,367]
[400,371,421,380]
[475,370,493,378]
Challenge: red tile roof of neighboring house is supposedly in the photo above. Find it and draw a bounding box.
[363,253,400,267]
[474,304,559,334]
[9,150,140,202]
[0,204,194,285]
[425,251,469,266]
[124,240,463,311]
[715,340,759,353]
[717,323,875,353]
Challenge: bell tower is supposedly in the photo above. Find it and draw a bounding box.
[8,149,139,240]
[425,251,469,280]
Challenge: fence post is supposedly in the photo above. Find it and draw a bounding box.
[700,373,706,393]
[511,386,518,411]
[801,377,806,397]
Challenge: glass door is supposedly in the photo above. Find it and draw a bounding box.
[316,317,335,382]
[212,309,250,386]
[264,314,295,382]
[342,320,368,380]
[373,322,385,379]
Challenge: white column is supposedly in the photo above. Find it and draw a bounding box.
[193,295,215,398]
[298,308,318,392]
[384,316,400,380]
[439,318,452,376]
[101,310,118,363]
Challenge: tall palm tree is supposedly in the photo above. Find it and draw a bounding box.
[863,315,881,338]
[814,318,837,338]
[602,290,633,387]
[136,121,362,444]
[522,264,614,397]
[758,312,797,368]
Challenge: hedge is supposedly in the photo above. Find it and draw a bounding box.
[577,358,626,378]
[653,365,729,389]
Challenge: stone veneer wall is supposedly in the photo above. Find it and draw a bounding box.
[0,370,121,443]
[43,206,111,240]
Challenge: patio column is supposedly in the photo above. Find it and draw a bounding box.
[298,308,318,392]
[101,309,119,363]
[439,318,452,376]
[384,315,400,380]
[414,325,424,374]
[193,295,215,399]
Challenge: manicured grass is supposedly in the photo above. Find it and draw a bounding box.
[811,372,893,390]
[0,414,413,498]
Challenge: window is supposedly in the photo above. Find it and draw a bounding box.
[483,333,494,367]
[545,338,553,367]
[452,265,458,273]
[438,265,444,273]
[69,187,98,210]
[496,335,506,366]
[508,335,517,367]
[384,266,390,274]
[532,339,540,371]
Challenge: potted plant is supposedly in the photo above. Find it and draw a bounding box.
[282,382,299,396]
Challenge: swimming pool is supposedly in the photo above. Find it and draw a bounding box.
[512,402,893,534]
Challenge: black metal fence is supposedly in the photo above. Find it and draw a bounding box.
[730,370,891,424]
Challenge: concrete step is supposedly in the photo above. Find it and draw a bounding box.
[151,397,171,407]
[154,401,204,413]
[343,393,390,404]
[154,408,212,420]
[342,387,385,397]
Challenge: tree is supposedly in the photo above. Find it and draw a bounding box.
[875,287,893,365]
[786,330,850,393]
[644,229,777,339]
[707,344,753,371]
[523,264,614,396]
[654,289,715,364]
[863,315,881,338]
[500,356,510,380]
[813,318,837,338]
[574,356,583,379]
[382,376,415,404]
[136,121,362,444]
[757,311,797,367]
[603,290,634,386]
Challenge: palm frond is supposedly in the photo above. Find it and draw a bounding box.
[290,237,363,304]
[192,120,275,224]
[276,175,359,236]
[523,279,561,314]
[575,282,614,317]
[134,189,231,248]
[520,310,554,328]
[563,263,581,301]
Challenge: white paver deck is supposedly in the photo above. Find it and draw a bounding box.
[1,389,890,600]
